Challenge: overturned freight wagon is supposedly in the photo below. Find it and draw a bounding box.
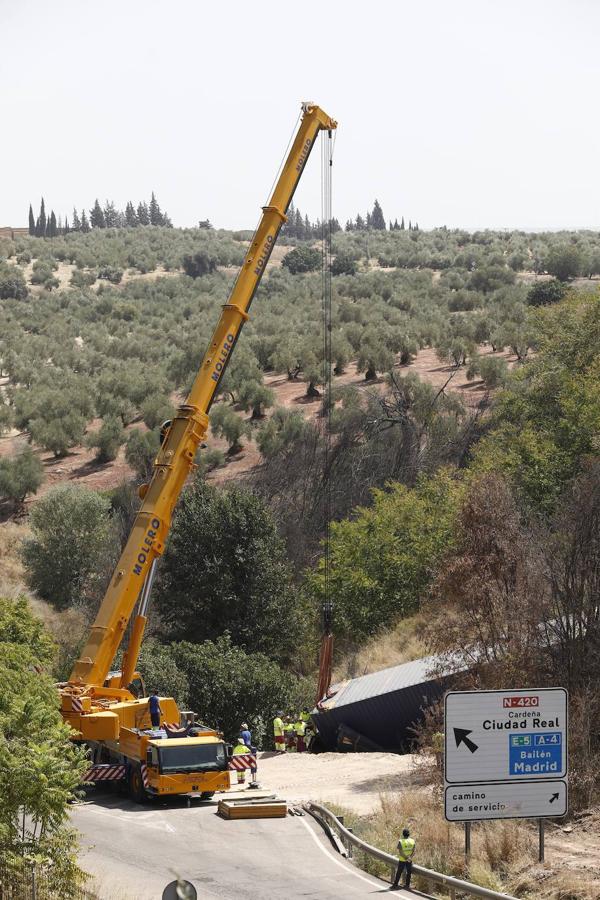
[312,654,460,753]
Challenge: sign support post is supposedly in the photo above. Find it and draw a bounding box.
[464,822,471,860]
[538,819,545,863]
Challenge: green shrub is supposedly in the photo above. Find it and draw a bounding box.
[0,264,28,299]
[85,416,124,462]
[182,250,217,277]
[282,245,321,274]
[125,428,159,480]
[23,484,116,609]
[70,268,97,288]
[527,278,567,306]
[0,448,44,509]
[97,265,123,284]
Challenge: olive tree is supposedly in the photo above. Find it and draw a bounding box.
[23,485,117,610]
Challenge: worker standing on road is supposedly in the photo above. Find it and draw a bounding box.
[295,717,306,753]
[232,736,251,785]
[240,722,252,748]
[148,690,162,729]
[391,828,416,891]
[273,711,285,753]
[284,716,296,752]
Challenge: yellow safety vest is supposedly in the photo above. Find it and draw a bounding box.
[398,838,415,861]
[300,711,311,723]
[295,721,306,736]
[273,717,284,736]
[233,743,250,755]
[284,723,294,734]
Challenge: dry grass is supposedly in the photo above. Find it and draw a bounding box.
[332,614,427,682]
[0,521,29,595]
[0,520,88,676]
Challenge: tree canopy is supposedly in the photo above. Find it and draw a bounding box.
[156,479,301,662]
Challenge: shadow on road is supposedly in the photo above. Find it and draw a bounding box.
[77,786,218,813]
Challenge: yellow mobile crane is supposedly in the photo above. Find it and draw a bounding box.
[59,103,337,803]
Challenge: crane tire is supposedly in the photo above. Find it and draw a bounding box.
[128,764,147,803]
[199,791,215,801]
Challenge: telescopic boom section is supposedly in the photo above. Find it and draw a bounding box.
[68,103,337,691]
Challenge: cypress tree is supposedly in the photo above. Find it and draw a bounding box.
[80,210,90,233]
[137,202,150,226]
[400,217,405,230]
[103,200,118,228]
[149,192,162,226]
[408,220,412,231]
[48,211,57,238]
[125,201,138,227]
[64,216,70,234]
[371,199,386,230]
[90,199,106,229]
[28,204,35,236]
[36,198,46,237]
[72,208,81,231]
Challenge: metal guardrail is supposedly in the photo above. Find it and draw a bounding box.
[306,802,519,900]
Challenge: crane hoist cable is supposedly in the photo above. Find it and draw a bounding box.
[316,127,335,705]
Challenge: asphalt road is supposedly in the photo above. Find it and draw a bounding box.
[72,790,419,900]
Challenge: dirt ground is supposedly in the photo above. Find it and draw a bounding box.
[256,750,421,815]
[1,342,513,502]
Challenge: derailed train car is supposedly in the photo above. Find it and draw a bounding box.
[312,654,462,753]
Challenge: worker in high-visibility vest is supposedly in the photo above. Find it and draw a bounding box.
[391,828,416,890]
[232,737,251,785]
[295,718,306,753]
[284,717,296,752]
[273,711,285,753]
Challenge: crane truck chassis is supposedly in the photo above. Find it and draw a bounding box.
[59,102,337,802]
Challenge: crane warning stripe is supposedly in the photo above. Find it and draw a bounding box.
[140,762,150,788]
[72,697,83,712]
[84,764,126,782]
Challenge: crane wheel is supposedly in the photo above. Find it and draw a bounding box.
[128,765,147,803]
[199,791,215,801]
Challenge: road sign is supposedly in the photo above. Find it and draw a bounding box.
[445,779,568,822]
[444,688,568,824]
[445,688,568,784]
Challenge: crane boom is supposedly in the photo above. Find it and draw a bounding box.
[67,103,337,692]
